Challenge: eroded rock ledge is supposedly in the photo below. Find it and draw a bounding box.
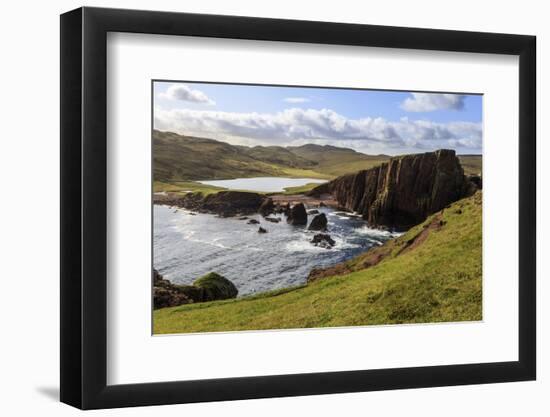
[308,149,479,229]
[154,190,265,217]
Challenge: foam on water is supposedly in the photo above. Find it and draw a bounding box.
[154,205,396,296]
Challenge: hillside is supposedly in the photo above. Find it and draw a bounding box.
[288,144,390,176]
[153,130,293,181]
[153,192,482,333]
[153,130,390,181]
[458,155,483,176]
[240,145,316,168]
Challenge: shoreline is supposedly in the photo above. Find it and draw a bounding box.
[152,199,402,305]
[153,190,342,212]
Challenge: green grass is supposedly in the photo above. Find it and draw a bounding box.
[458,155,482,176]
[281,182,326,195]
[153,180,226,195]
[153,130,389,182]
[154,192,482,334]
[278,167,333,179]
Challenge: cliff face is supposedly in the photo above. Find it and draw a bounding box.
[309,149,476,229]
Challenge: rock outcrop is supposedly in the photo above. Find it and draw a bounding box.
[153,269,192,309]
[153,269,238,308]
[258,198,275,216]
[287,203,308,225]
[311,233,335,249]
[155,191,265,217]
[308,213,328,231]
[192,272,239,301]
[308,149,477,229]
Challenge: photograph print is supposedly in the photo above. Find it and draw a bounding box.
[152,81,483,335]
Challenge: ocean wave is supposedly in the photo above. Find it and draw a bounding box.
[285,233,360,253]
[354,226,402,238]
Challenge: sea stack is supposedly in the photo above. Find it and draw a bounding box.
[308,213,328,231]
[286,203,308,225]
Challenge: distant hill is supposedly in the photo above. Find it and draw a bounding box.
[288,144,389,177]
[457,155,483,176]
[153,130,481,181]
[240,145,316,169]
[153,130,390,181]
[154,130,289,181]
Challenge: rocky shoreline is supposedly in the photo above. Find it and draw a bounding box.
[154,149,482,310]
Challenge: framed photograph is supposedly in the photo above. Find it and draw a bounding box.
[60,7,536,409]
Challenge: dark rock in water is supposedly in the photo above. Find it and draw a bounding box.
[287,203,308,225]
[238,216,249,220]
[247,219,260,224]
[258,226,268,233]
[188,212,197,216]
[318,202,327,207]
[311,233,335,249]
[259,197,275,216]
[308,149,479,228]
[308,213,328,231]
[308,209,319,215]
[202,191,264,217]
[274,204,285,214]
[193,272,238,301]
[283,203,291,216]
[264,217,281,223]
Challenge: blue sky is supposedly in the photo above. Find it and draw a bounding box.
[153,81,482,155]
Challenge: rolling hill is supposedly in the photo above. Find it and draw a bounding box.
[153,130,390,182]
[153,129,482,182]
[287,143,390,176]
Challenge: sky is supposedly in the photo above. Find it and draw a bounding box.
[153,81,482,155]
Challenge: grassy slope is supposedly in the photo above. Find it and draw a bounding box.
[458,155,482,176]
[288,144,390,177]
[154,130,288,181]
[154,192,482,334]
[281,182,323,195]
[153,180,226,195]
[154,130,481,183]
[154,130,389,181]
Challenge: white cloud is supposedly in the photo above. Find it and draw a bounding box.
[154,107,482,153]
[159,84,215,105]
[283,97,311,103]
[401,93,466,112]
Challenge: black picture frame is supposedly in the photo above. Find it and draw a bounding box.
[60,6,536,410]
